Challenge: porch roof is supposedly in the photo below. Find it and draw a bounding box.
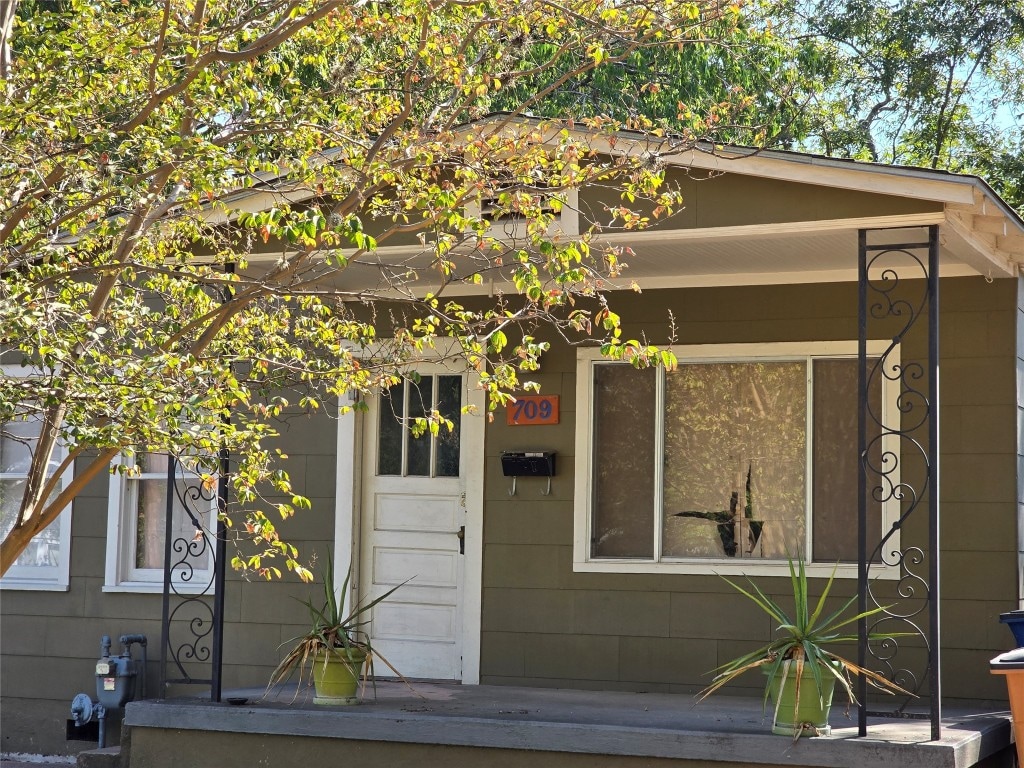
[125,681,1012,768]
[226,117,1024,293]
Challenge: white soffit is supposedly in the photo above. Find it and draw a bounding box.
[612,226,975,290]
[287,214,985,297]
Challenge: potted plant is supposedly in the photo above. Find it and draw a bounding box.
[269,559,403,705]
[699,557,911,738]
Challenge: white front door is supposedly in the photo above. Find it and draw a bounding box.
[360,373,472,680]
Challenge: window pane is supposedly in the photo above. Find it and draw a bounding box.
[135,478,167,569]
[134,478,210,572]
[0,419,37,473]
[138,451,170,476]
[813,359,883,562]
[0,478,63,568]
[378,383,404,476]
[406,378,433,477]
[591,365,656,558]
[435,376,462,478]
[663,361,806,559]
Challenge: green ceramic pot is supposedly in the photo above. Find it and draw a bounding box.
[766,661,838,737]
[312,646,368,705]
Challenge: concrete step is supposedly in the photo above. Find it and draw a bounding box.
[75,748,119,768]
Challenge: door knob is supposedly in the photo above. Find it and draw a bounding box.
[457,526,465,555]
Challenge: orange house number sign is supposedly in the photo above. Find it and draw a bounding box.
[506,395,559,426]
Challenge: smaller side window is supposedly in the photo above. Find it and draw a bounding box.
[0,365,74,591]
[105,452,216,593]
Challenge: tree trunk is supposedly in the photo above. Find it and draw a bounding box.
[0,0,17,82]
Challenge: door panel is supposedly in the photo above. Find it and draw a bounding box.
[376,493,460,532]
[361,375,466,680]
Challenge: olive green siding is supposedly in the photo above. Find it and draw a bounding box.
[1017,276,1024,610]
[1,277,1018,756]
[0,411,339,756]
[480,277,1020,704]
[579,171,943,231]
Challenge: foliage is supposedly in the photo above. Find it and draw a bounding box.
[778,0,1024,211]
[698,558,911,712]
[268,558,403,693]
[0,0,764,576]
[491,0,832,148]
[490,0,1024,213]
[505,0,1024,212]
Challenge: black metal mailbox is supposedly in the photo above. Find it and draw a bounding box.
[501,451,556,477]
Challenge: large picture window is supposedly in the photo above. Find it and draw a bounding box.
[573,342,898,577]
[0,365,73,590]
[105,451,216,593]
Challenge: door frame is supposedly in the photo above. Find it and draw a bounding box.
[333,372,485,683]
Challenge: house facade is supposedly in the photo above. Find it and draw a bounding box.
[2,140,1023,756]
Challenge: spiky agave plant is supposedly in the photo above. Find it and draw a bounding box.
[699,558,912,717]
[269,555,407,696]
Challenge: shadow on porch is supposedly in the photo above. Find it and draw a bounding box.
[123,680,1014,768]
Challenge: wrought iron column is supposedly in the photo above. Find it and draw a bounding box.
[210,442,229,702]
[857,224,941,739]
[159,456,221,693]
[210,260,235,703]
[857,229,868,735]
[161,263,233,701]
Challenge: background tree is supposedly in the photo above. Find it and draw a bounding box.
[490,0,1024,213]
[0,0,767,575]
[492,0,834,148]
[783,0,1024,211]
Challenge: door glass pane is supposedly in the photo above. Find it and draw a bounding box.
[405,377,433,477]
[662,361,806,559]
[812,359,883,562]
[435,375,462,477]
[378,383,404,476]
[591,364,656,558]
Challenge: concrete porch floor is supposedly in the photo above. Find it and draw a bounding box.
[124,681,1014,768]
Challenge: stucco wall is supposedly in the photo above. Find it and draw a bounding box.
[480,277,1020,705]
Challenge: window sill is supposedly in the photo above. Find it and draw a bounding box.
[0,579,70,591]
[573,558,899,579]
[103,581,215,595]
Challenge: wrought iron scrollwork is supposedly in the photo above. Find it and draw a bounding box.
[857,226,940,739]
[160,456,219,690]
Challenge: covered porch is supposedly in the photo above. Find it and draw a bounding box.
[123,680,1015,768]
[139,148,1024,767]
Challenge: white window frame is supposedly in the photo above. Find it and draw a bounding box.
[0,364,74,591]
[573,341,901,579]
[104,452,217,594]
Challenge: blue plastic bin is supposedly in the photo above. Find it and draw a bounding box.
[1000,611,1024,646]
